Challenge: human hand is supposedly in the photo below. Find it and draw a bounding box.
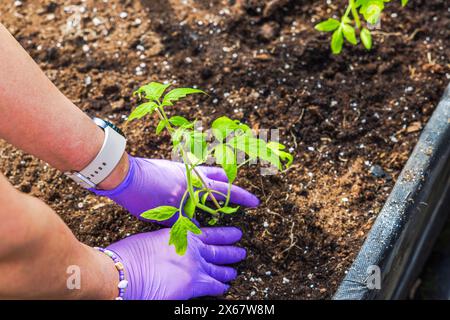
[91,155,259,225]
[106,227,246,300]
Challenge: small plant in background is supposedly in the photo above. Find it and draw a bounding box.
[315,0,409,54]
[128,82,293,254]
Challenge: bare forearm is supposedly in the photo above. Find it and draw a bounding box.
[0,174,117,299]
[0,23,127,189]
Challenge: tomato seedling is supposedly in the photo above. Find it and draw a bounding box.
[315,0,409,54]
[128,82,293,254]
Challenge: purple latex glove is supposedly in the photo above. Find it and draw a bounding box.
[106,227,246,300]
[92,155,259,225]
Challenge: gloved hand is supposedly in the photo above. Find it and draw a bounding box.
[91,155,259,225]
[106,227,246,300]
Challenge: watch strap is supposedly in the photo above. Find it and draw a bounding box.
[65,125,126,188]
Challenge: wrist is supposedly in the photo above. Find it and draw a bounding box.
[65,118,128,189]
[77,245,119,300]
[96,152,130,190]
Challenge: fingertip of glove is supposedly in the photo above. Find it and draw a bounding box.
[230,268,238,280]
[237,247,247,260]
[230,226,243,239]
[247,194,260,207]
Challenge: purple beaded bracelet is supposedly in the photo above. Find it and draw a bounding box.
[94,247,127,300]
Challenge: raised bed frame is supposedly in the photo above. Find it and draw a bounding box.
[334,84,450,300]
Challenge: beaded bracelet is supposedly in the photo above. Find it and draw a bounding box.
[94,247,128,300]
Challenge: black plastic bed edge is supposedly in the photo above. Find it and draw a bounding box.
[333,83,450,300]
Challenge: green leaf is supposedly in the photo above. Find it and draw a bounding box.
[208,218,218,226]
[211,116,240,141]
[342,24,357,45]
[331,28,344,54]
[172,127,187,147]
[315,18,340,32]
[183,196,196,219]
[218,206,240,214]
[201,192,209,205]
[267,141,294,168]
[266,141,286,150]
[355,0,366,7]
[169,216,202,255]
[359,0,384,25]
[169,116,189,127]
[341,16,352,24]
[214,143,237,183]
[162,88,205,106]
[228,135,282,170]
[156,120,167,134]
[134,82,171,101]
[401,0,408,7]
[191,175,203,188]
[128,102,158,121]
[140,206,178,221]
[361,28,373,50]
[185,130,207,164]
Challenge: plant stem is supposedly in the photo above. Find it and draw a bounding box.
[343,0,361,29]
[344,3,352,19]
[179,189,189,216]
[349,0,361,29]
[224,182,232,207]
[155,107,222,210]
[237,158,252,169]
[191,167,222,209]
[206,189,227,198]
[197,203,219,215]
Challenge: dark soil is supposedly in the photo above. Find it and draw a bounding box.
[0,0,448,299]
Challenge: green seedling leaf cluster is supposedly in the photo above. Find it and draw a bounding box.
[315,0,409,54]
[129,82,293,255]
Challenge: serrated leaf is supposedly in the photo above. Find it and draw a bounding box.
[331,28,344,54]
[315,18,340,32]
[162,88,205,106]
[361,28,372,49]
[169,218,187,255]
[267,141,294,168]
[134,82,171,101]
[169,216,202,255]
[218,206,240,214]
[140,206,178,221]
[214,143,237,183]
[342,24,357,45]
[169,116,189,127]
[211,116,240,141]
[128,102,158,121]
[156,120,167,134]
[228,135,282,170]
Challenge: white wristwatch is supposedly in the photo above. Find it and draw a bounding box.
[65,118,127,188]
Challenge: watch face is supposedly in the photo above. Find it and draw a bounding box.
[104,120,125,137]
[93,117,125,137]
